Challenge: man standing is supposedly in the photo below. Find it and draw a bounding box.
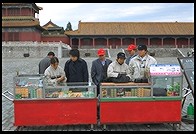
[39,51,55,74]
[64,49,88,82]
[129,44,157,82]
[91,48,112,96]
[125,44,137,65]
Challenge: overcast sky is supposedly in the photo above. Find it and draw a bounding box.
[36,3,194,30]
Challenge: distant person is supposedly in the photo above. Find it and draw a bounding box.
[44,56,67,83]
[129,44,157,82]
[64,49,88,82]
[107,52,132,82]
[91,48,112,96]
[125,44,137,65]
[39,51,55,74]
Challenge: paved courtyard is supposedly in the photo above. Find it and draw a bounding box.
[2,56,194,131]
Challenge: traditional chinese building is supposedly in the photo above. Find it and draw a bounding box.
[65,21,194,49]
[2,3,194,49]
[2,3,44,41]
[41,20,69,44]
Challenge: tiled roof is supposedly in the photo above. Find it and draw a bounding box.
[65,22,194,36]
[42,20,63,30]
[2,3,42,11]
[2,20,40,27]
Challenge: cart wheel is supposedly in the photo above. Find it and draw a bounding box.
[172,124,177,131]
[102,128,108,131]
[178,122,182,129]
[146,124,151,128]
[15,126,21,131]
[90,128,94,131]
[89,124,94,131]
[102,125,108,131]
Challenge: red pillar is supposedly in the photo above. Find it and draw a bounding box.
[107,38,109,48]
[78,38,81,49]
[134,38,136,45]
[93,38,95,48]
[70,38,72,47]
[161,38,164,47]
[121,38,123,47]
[175,38,177,48]
[188,38,190,48]
[148,38,150,46]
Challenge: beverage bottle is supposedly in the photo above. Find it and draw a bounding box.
[187,103,194,119]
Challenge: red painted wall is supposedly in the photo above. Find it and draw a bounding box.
[150,38,162,45]
[163,38,175,46]
[177,38,188,48]
[122,38,134,46]
[136,38,148,45]
[21,8,31,16]
[2,32,41,42]
[109,38,121,48]
[20,32,42,41]
[95,38,107,46]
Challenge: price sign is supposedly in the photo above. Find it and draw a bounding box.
[150,64,182,76]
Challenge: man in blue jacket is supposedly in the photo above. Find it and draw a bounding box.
[64,49,88,82]
[91,48,112,96]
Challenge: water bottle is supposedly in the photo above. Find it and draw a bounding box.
[187,103,194,119]
[38,79,43,88]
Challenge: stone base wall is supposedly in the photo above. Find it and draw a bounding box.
[2,41,70,59]
[2,42,187,59]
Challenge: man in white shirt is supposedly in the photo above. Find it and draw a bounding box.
[44,56,67,83]
[129,44,157,82]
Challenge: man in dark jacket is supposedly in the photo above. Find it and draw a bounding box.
[39,51,55,74]
[64,49,88,82]
[91,48,112,96]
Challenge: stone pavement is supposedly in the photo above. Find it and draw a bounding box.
[2,57,194,131]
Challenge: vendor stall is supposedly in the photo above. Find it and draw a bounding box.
[99,64,183,130]
[3,74,97,129]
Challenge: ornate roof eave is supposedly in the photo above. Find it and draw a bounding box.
[42,20,62,29]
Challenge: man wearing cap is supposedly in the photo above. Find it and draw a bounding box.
[107,52,132,82]
[91,48,112,96]
[125,44,137,65]
[129,44,157,82]
[64,49,88,82]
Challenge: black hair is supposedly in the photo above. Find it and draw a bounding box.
[50,56,59,64]
[69,49,80,58]
[47,51,55,56]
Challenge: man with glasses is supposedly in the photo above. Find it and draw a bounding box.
[91,48,112,96]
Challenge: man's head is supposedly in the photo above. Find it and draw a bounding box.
[117,52,126,65]
[69,49,80,62]
[47,51,55,58]
[97,48,106,61]
[127,44,137,56]
[137,44,147,57]
[50,56,59,70]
